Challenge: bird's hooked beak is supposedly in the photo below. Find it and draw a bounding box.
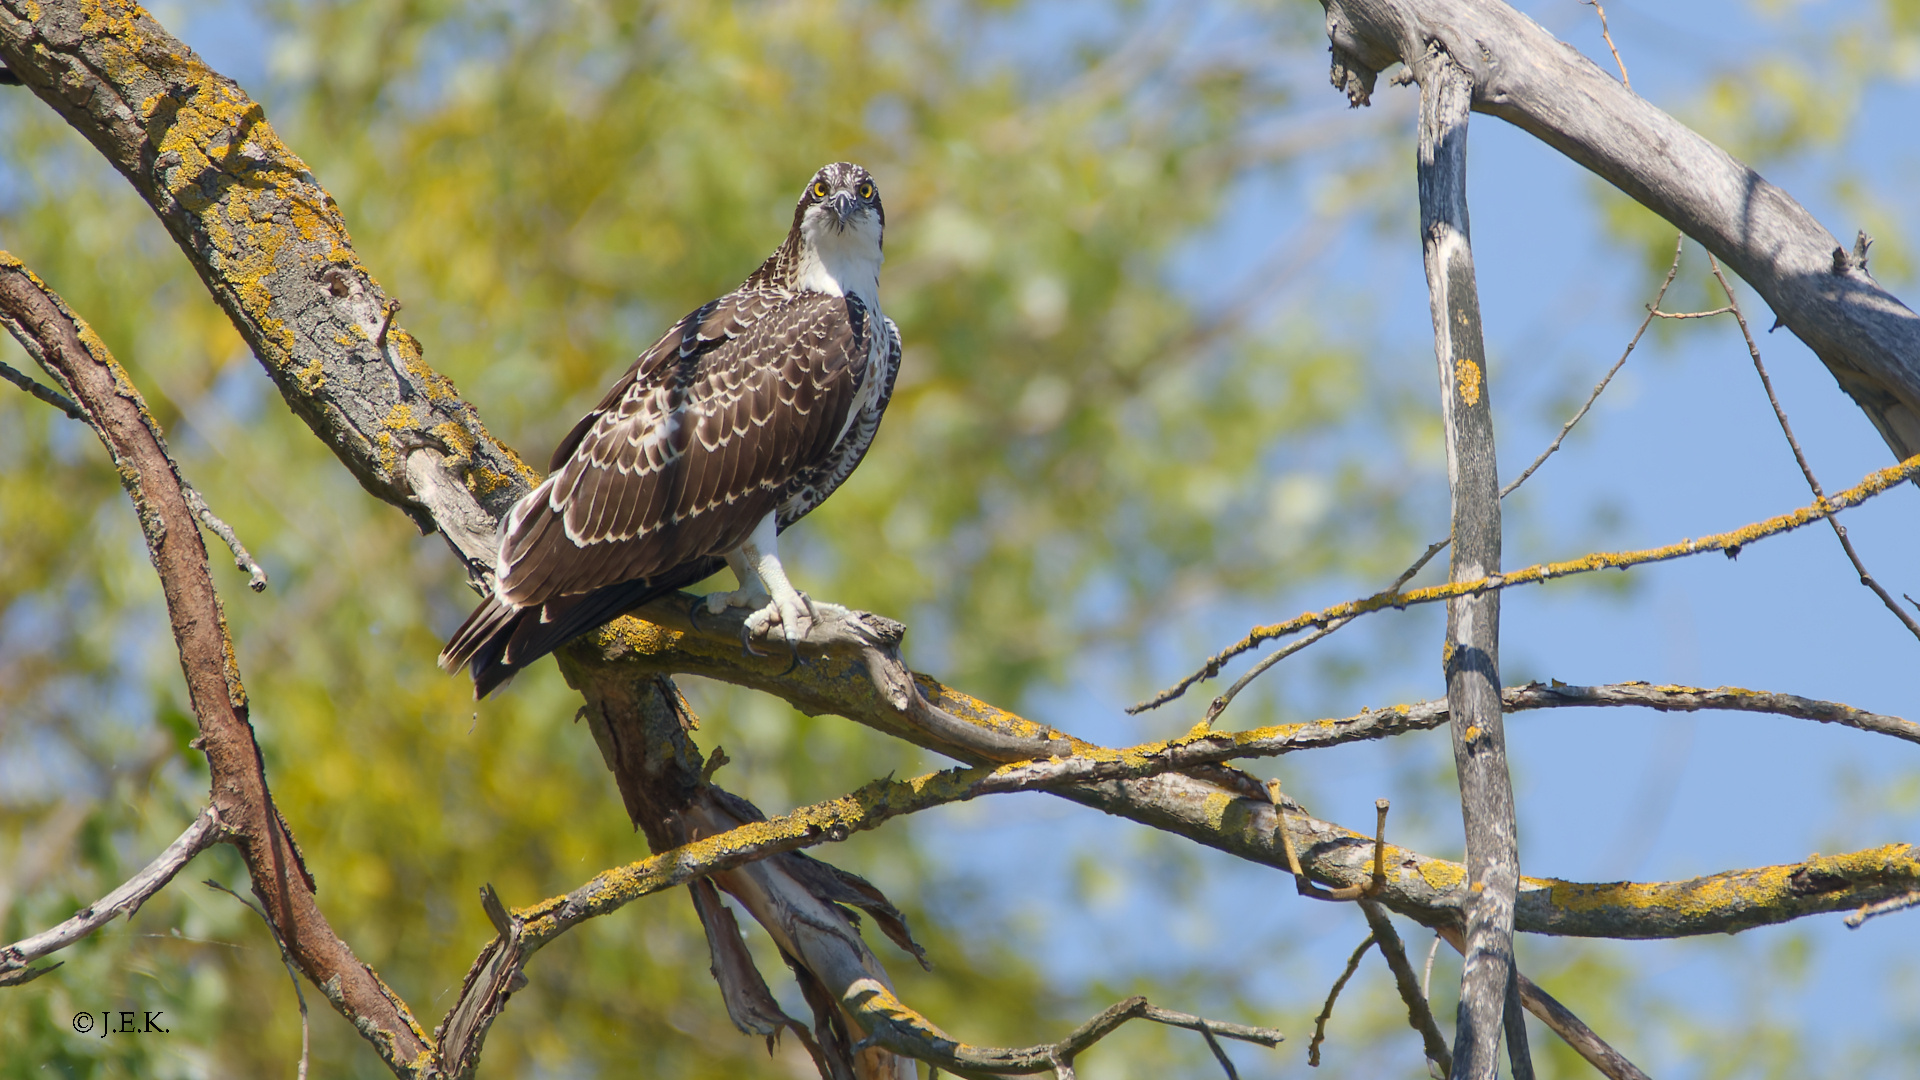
[826,191,859,229]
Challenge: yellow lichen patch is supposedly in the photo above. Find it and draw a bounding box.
[23,2,42,25]
[593,615,684,657]
[1455,357,1483,406]
[1463,725,1480,742]
[1417,859,1467,892]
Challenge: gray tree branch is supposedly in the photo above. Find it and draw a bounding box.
[1413,42,1526,1080]
[1321,0,1920,462]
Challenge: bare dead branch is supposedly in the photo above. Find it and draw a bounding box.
[184,483,269,592]
[1649,305,1733,320]
[0,355,84,418]
[1309,934,1375,1066]
[1515,975,1649,1080]
[1581,1,1630,89]
[1321,0,1920,463]
[1413,42,1525,1078]
[850,986,1282,1077]
[206,879,311,1080]
[1501,236,1684,500]
[1505,680,1920,744]
[1,341,271,592]
[1705,254,1920,644]
[0,805,221,987]
[1360,900,1455,1074]
[1845,890,1920,929]
[0,253,434,1071]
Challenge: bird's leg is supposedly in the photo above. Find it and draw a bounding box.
[734,514,814,662]
[702,549,771,616]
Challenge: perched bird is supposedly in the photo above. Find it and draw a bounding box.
[441,162,901,697]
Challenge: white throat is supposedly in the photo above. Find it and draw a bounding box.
[795,208,884,317]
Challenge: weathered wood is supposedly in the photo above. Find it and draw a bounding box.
[1412,45,1524,1080]
[1321,0,1920,463]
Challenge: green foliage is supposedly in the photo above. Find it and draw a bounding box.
[0,0,1397,1074]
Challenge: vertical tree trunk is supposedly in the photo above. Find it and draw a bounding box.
[1414,47,1530,1080]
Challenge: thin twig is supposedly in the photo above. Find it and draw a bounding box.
[1582,0,1631,89]
[1309,934,1375,1066]
[1706,254,1920,644]
[1137,237,1687,718]
[1422,934,1441,1005]
[184,484,269,592]
[851,987,1283,1076]
[1135,451,1920,705]
[1846,890,1920,929]
[1359,899,1454,1075]
[1649,305,1732,320]
[205,880,310,1080]
[0,806,222,986]
[0,357,85,418]
[1501,235,1684,500]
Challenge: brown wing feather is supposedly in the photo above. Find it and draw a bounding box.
[494,289,872,609]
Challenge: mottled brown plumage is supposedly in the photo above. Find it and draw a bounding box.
[442,163,899,696]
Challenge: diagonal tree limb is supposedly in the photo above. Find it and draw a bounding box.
[0,255,436,1070]
[1434,926,1651,1080]
[0,805,222,987]
[1359,899,1454,1075]
[1320,0,1920,463]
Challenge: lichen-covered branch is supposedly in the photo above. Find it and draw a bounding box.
[0,255,436,1071]
[0,805,221,987]
[1320,0,1920,462]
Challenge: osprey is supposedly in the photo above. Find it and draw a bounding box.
[441,162,901,697]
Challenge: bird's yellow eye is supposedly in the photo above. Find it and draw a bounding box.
[858,182,874,199]
[813,181,830,198]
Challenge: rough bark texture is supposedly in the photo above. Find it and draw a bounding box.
[0,256,437,1073]
[1413,47,1524,1080]
[1321,0,1920,463]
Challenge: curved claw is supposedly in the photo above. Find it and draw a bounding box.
[778,639,802,677]
[740,621,767,658]
[687,594,707,632]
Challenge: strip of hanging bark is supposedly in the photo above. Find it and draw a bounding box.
[1359,899,1454,1074]
[0,805,221,986]
[0,255,435,1072]
[1413,42,1526,1080]
[1319,0,1920,463]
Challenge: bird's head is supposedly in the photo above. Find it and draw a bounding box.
[794,162,885,249]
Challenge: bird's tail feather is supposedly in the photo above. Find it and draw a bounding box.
[440,556,727,699]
